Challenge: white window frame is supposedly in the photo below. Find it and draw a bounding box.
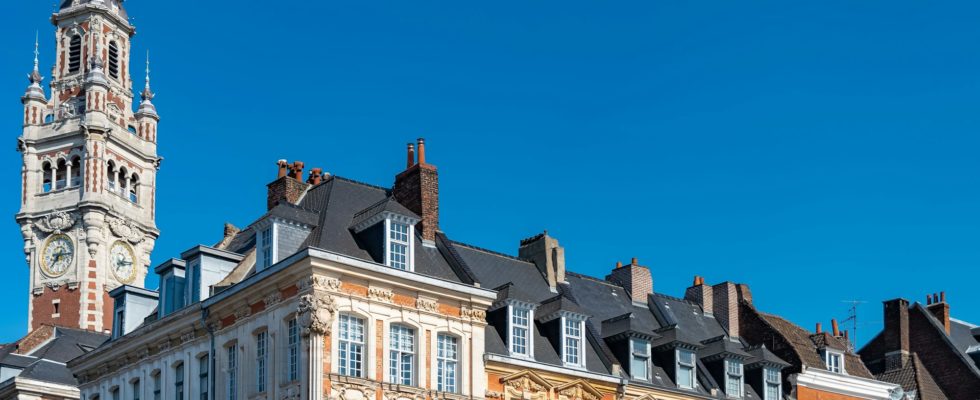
[258,223,278,270]
[287,317,300,382]
[824,350,844,374]
[152,371,161,400]
[226,345,237,400]
[508,305,533,358]
[256,331,268,393]
[675,348,696,390]
[561,316,585,368]
[132,379,141,400]
[338,314,366,377]
[384,219,413,271]
[724,359,743,398]
[388,324,416,385]
[629,338,650,381]
[763,367,781,400]
[436,334,459,393]
[198,355,209,400]
[174,363,185,400]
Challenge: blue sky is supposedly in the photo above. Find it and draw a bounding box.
[2,1,979,346]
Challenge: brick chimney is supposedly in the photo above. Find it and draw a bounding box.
[712,282,741,338]
[883,298,910,369]
[267,160,310,210]
[393,138,439,243]
[518,231,565,291]
[926,291,951,335]
[684,276,714,315]
[606,257,653,305]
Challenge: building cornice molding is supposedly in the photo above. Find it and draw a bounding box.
[792,368,903,400]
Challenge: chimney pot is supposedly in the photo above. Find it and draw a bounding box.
[277,159,288,178]
[844,330,850,341]
[940,291,946,303]
[407,143,416,169]
[631,257,638,266]
[831,319,840,337]
[693,276,701,286]
[816,322,822,333]
[927,294,933,305]
[289,161,305,180]
[615,261,623,269]
[308,168,323,185]
[417,138,426,165]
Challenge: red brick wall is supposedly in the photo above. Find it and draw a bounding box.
[393,164,439,241]
[266,176,309,210]
[908,307,980,400]
[797,386,865,400]
[31,286,82,331]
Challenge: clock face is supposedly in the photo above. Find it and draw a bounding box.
[110,241,137,284]
[41,234,74,277]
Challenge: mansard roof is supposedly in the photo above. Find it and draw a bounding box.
[0,326,107,387]
[751,310,873,378]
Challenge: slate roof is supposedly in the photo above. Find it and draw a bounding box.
[873,354,947,400]
[0,326,107,387]
[350,197,419,228]
[755,312,873,378]
[744,345,790,368]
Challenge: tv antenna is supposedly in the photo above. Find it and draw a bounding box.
[841,300,866,352]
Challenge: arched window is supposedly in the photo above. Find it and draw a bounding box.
[68,35,82,74]
[55,159,67,190]
[42,161,53,192]
[106,161,117,192]
[70,156,81,188]
[108,41,119,79]
[44,114,55,124]
[117,167,129,197]
[129,173,139,203]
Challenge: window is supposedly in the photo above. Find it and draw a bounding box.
[437,334,458,393]
[259,226,274,269]
[630,338,650,381]
[133,379,141,400]
[42,161,52,192]
[129,174,140,203]
[114,308,125,339]
[56,159,67,190]
[725,359,743,398]
[389,325,415,385]
[108,41,119,79]
[338,314,365,377]
[676,349,696,389]
[256,331,268,392]
[152,372,161,400]
[226,346,237,400]
[510,307,531,356]
[70,156,81,188]
[764,368,781,400]
[198,355,209,400]
[68,35,82,73]
[825,351,843,374]
[388,221,410,270]
[287,318,300,381]
[174,363,184,400]
[563,318,583,366]
[111,387,120,400]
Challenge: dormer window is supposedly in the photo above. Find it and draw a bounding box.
[725,359,743,398]
[824,350,844,374]
[630,338,650,381]
[510,305,532,357]
[259,225,276,269]
[562,317,585,367]
[763,367,781,400]
[676,348,696,389]
[387,220,411,271]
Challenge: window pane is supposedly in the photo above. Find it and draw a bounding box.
[389,325,415,385]
[339,315,365,377]
[676,365,694,389]
[437,334,458,392]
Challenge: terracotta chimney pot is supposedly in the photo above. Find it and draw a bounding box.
[277,159,288,178]
[407,143,416,169]
[816,322,822,333]
[417,138,426,165]
[831,319,840,337]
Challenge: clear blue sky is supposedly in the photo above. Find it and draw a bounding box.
[2,1,979,346]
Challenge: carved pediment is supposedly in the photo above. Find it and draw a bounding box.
[106,216,145,244]
[500,370,553,393]
[555,380,602,400]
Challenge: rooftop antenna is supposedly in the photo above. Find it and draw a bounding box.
[841,300,866,352]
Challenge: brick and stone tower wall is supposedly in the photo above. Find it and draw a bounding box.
[16,0,160,333]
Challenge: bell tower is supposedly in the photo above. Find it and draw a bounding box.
[16,0,160,333]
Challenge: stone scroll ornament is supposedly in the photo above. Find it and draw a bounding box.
[297,291,337,337]
[35,212,77,234]
[106,216,146,244]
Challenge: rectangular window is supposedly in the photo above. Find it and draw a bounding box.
[152,373,161,400]
[227,346,237,400]
[260,227,273,268]
[114,309,125,338]
[133,380,141,400]
[630,338,649,381]
[339,314,365,377]
[111,387,119,400]
[174,364,184,400]
[725,359,743,398]
[287,318,300,381]
[388,222,410,270]
[676,349,696,389]
[825,352,843,374]
[510,307,530,356]
[389,325,415,385]
[437,334,458,393]
[198,355,209,400]
[764,368,780,400]
[256,331,268,393]
[563,318,582,366]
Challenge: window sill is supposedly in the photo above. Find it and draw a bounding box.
[38,187,79,197]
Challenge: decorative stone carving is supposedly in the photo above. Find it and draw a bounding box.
[368,287,394,303]
[383,389,426,400]
[265,291,283,306]
[180,332,195,344]
[298,291,337,336]
[333,382,377,400]
[485,391,504,399]
[300,275,342,292]
[234,307,251,320]
[555,380,602,400]
[106,216,145,244]
[415,298,438,312]
[280,383,301,400]
[461,307,487,322]
[35,212,76,233]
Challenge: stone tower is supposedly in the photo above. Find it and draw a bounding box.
[16,0,160,333]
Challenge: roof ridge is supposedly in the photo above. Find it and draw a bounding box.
[650,292,693,304]
[449,241,533,265]
[331,175,392,193]
[351,196,392,219]
[565,271,621,289]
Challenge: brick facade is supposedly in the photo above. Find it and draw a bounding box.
[604,258,652,304]
[31,286,82,331]
[906,307,980,399]
[393,163,439,242]
[267,174,310,210]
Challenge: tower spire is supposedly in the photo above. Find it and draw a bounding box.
[28,31,43,85]
[141,50,154,101]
